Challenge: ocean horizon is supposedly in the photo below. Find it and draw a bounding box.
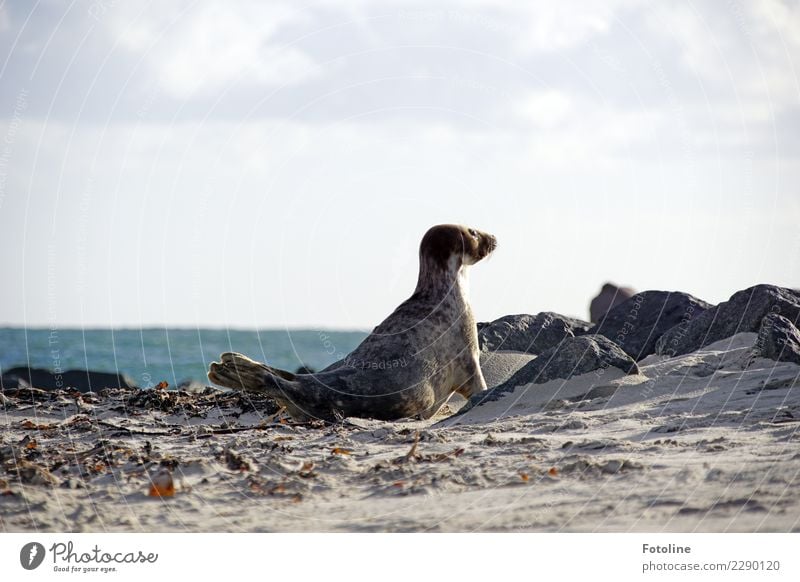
[0,327,368,388]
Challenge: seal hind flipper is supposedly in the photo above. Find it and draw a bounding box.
[208,352,316,419]
[208,352,294,393]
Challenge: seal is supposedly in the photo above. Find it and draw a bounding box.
[590,282,636,323]
[208,224,497,421]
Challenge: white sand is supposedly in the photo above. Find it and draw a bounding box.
[1,333,798,532]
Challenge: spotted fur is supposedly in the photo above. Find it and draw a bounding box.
[208,224,497,421]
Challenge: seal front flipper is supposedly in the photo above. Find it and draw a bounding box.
[454,354,488,398]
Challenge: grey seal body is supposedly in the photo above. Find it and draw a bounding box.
[208,224,497,421]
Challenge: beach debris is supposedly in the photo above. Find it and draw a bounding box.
[223,448,251,472]
[298,462,315,478]
[245,476,302,502]
[267,481,285,495]
[20,419,57,430]
[148,468,175,497]
[431,448,464,463]
[12,461,59,487]
[1,385,49,404]
[331,447,353,456]
[126,384,178,412]
[264,406,288,423]
[393,431,421,464]
[390,432,464,466]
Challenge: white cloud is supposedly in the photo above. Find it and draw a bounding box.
[476,0,633,52]
[110,1,321,99]
[502,0,628,53]
[297,0,631,54]
[0,6,9,32]
[647,1,800,113]
[508,89,670,168]
[514,89,573,128]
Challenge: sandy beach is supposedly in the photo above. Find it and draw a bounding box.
[2,330,798,533]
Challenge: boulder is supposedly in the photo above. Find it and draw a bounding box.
[588,290,712,361]
[656,285,800,357]
[752,313,800,365]
[477,312,591,354]
[590,282,636,323]
[469,334,639,406]
[0,367,136,393]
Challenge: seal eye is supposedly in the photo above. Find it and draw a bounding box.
[468,229,479,240]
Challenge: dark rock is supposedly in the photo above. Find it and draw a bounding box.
[752,313,800,365]
[469,334,639,406]
[477,312,591,354]
[656,285,800,357]
[589,290,713,361]
[295,364,315,374]
[590,282,636,323]
[1,367,136,393]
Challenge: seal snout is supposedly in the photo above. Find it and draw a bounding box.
[483,233,498,257]
[474,230,497,262]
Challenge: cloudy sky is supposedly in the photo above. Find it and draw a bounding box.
[0,0,798,329]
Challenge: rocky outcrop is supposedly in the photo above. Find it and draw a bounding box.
[0,367,136,393]
[477,312,591,354]
[752,313,800,365]
[656,285,800,357]
[470,334,639,406]
[588,290,712,360]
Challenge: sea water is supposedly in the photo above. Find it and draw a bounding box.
[0,328,367,388]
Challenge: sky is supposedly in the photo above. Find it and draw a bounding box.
[0,0,798,330]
